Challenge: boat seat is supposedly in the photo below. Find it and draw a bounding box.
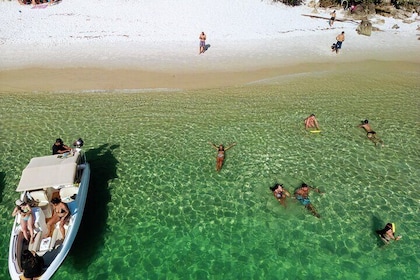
[60,186,79,203]
[29,190,53,218]
[29,190,50,207]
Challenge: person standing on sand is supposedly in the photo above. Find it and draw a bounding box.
[334,31,345,54]
[329,10,336,27]
[199,32,206,54]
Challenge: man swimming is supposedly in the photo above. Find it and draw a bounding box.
[294,183,322,218]
[358,120,384,146]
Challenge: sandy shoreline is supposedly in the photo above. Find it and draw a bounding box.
[1,59,419,92]
[1,0,419,92]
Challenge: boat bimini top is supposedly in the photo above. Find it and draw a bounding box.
[16,153,80,192]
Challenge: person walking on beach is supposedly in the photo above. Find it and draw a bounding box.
[199,32,206,54]
[329,10,336,27]
[304,114,320,130]
[334,31,345,54]
[358,119,384,146]
[209,142,236,172]
[294,183,323,218]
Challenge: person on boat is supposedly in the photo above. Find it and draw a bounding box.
[208,142,237,172]
[376,223,401,244]
[269,183,291,208]
[12,199,35,243]
[21,249,44,279]
[47,198,70,239]
[304,114,320,130]
[294,183,323,218]
[52,138,72,155]
[358,120,384,146]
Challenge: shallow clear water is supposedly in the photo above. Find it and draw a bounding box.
[1,61,419,279]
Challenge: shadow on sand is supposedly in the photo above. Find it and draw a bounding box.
[204,44,211,52]
[69,144,119,268]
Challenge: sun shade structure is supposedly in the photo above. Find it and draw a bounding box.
[16,154,78,192]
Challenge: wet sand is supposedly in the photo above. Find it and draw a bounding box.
[1,60,419,93]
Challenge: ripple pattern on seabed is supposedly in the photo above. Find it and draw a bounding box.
[0,67,419,279]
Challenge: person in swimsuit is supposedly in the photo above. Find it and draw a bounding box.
[376,223,401,244]
[209,142,237,172]
[334,31,345,54]
[358,119,384,146]
[329,10,336,27]
[294,183,323,218]
[199,32,206,54]
[269,183,291,208]
[47,197,70,239]
[304,114,320,130]
[12,199,35,243]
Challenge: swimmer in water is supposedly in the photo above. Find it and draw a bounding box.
[269,183,291,208]
[208,142,237,172]
[294,183,323,218]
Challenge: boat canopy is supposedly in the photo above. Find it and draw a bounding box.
[16,154,79,192]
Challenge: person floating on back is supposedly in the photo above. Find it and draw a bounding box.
[208,142,236,172]
[294,183,323,218]
[269,183,291,208]
[358,119,384,146]
[376,223,401,244]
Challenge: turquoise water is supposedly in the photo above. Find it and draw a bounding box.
[1,61,419,279]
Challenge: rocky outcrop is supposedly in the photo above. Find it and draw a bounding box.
[356,19,372,36]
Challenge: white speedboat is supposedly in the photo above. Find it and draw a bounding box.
[9,141,90,280]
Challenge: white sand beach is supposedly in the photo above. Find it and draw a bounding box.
[0,0,419,91]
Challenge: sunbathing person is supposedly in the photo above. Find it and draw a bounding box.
[47,198,70,239]
[12,199,35,243]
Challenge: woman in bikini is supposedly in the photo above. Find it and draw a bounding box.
[269,183,291,208]
[12,199,35,243]
[209,142,236,172]
[47,197,70,239]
